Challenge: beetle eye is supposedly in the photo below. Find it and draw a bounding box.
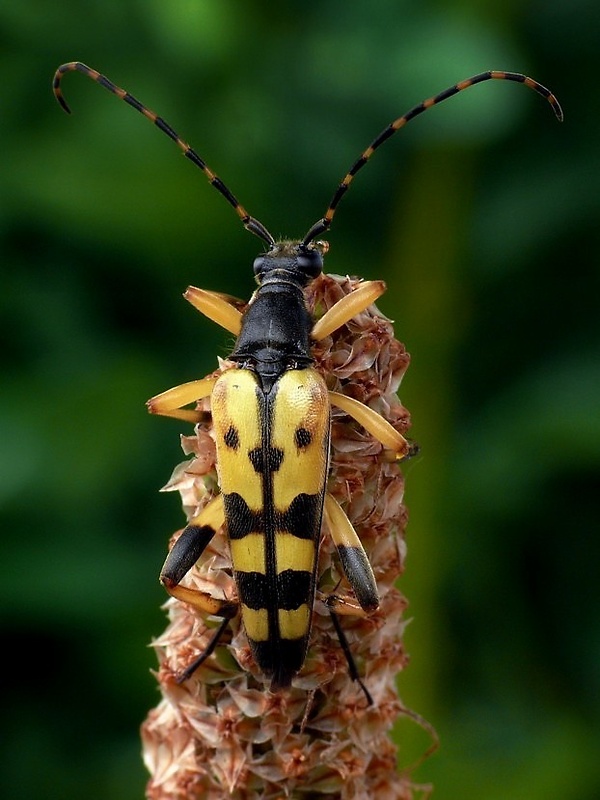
[297,248,323,277]
[253,256,266,276]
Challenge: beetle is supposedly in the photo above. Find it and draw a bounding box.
[53,63,562,696]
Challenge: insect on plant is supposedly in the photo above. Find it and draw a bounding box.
[53,62,563,702]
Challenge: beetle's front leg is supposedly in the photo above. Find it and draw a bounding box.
[310,280,386,341]
[184,286,243,335]
[147,376,218,424]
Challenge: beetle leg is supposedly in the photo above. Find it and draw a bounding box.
[174,617,232,684]
[320,495,379,706]
[328,607,373,706]
[160,494,238,618]
[310,280,386,341]
[322,592,369,617]
[184,286,243,335]
[329,391,410,460]
[323,493,379,613]
[147,376,218,423]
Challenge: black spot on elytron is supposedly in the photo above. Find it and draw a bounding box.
[223,425,240,450]
[270,447,284,471]
[248,447,284,474]
[294,426,312,448]
[248,448,264,473]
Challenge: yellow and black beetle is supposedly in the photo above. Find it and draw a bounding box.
[53,63,562,696]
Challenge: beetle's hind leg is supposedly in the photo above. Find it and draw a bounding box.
[327,606,373,706]
[319,493,384,705]
[324,494,379,613]
[160,494,236,615]
[173,617,231,684]
[160,493,239,680]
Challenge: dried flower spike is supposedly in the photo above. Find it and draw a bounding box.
[142,274,430,799]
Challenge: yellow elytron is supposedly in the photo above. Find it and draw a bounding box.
[53,62,562,694]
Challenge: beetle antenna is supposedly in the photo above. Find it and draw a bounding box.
[303,70,563,246]
[52,62,276,248]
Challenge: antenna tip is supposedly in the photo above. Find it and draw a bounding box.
[55,93,72,114]
[52,69,72,114]
[554,99,565,123]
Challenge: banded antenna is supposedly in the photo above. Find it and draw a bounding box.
[53,64,562,251]
[302,70,563,246]
[52,62,276,248]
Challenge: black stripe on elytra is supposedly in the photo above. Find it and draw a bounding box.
[236,571,268,609]
[277,569,313,609]
[223,493,263,539]
[274,493,323,539]
[225,490,322,543]
[236,569,313,611]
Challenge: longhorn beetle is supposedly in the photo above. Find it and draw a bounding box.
[53,62,562,698]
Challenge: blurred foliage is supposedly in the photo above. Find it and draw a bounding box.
[1,1,598,798]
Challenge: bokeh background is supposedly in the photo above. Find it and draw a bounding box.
[1,2,598,798]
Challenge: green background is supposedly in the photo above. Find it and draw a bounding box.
[1,2,598,798]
